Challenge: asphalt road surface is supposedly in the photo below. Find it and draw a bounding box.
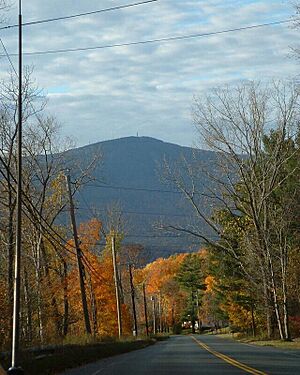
[60,335,300,375]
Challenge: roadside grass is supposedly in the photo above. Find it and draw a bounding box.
[0,338,158,375]
[244,338,300,350]
[210,330,300,350]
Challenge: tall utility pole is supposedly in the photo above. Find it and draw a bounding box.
[65,174,91,335]
[142,283,149,336]
[8,1,24,373]
[111,235,122,338]
[128,263,138,337]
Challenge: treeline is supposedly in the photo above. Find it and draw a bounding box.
[164,81,300,340]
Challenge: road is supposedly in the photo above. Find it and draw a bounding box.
[60,335,300,375]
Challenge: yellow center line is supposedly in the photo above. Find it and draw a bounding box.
[191,335,268,375]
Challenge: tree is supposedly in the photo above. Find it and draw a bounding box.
[136,253,188,333]
[0,68,47,344]
[162,81,300,339]
[176,253,205,332]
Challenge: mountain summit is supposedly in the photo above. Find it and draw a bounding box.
[68,136,216,260]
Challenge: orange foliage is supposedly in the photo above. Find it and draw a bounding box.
[136,253,189,327]
[66,221,132,337]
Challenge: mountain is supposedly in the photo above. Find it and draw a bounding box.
[66,136,218,260]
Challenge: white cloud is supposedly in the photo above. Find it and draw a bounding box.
[0,0,298,147]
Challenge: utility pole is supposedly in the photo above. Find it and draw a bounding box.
[128,263,138,337]
[8,1,24,373]
[111,235,122,338]
[65,174,91,335]
[196,290,201,333]
[158,293,162,333]
[150,296,156,335]
[191,291,195,334]
[142,283,149,336]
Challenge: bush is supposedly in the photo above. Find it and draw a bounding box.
[290,316,300,337]
[172,323,182,334]
[1,340,154,375]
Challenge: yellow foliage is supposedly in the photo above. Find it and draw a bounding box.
[221,301,252,330]
[205,275,215,293]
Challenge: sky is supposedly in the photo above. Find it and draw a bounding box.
[0,0,298,148]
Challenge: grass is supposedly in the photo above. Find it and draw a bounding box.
[211,330,300,350]
[0,339,158,375]
[245,338,300,350]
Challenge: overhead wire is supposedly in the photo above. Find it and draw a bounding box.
[0,18,293,58]
[74,206,196,219]
[86,181,182,194]
[0,0,159,31]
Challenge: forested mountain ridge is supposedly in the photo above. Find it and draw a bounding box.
[67,136,217,259]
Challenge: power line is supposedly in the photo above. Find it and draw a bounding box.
[77,191,191,217]
[86,180,207,196]
[126,234,201,239]
[77,234,206,241]
[0,18,293,58]
[74,206,195,219]
[86,182,182,194]
[0,0,159,31]
[77,183,198,218]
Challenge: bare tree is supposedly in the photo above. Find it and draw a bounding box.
[161,81,300,339]
[0,68,46,342]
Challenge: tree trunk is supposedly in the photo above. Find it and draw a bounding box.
[23,269,32,343]
[269,258,284,340]
[41,242,61,338]
[262,279,272,338]
[35,232,44,344]
[281,261,291,340]
[62,260,69,337]
[88,274,98,337]
[250,303,256,337]
[280,243,291,341]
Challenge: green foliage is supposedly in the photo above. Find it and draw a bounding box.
[206,126,300,338]
[172,323,182,334]
[176,254,205,291]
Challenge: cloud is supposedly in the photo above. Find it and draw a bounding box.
[0,0,298,147]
